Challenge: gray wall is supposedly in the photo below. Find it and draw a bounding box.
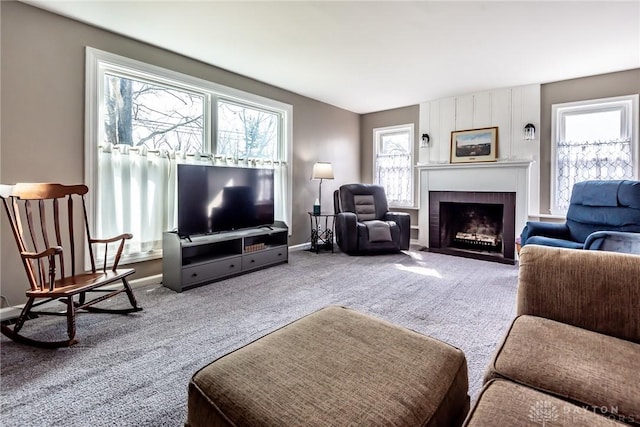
[539,69,640,213]
[359,106,421,237]
[359,105,419,184]
[0,2,360,306]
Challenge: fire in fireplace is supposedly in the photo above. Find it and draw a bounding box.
[428,191,516,264]
[441,202,504,253]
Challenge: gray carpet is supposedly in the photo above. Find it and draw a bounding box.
[0,248,518,426]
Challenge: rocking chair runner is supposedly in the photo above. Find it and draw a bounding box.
[1,183,142,348]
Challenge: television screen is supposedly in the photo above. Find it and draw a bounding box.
[177,165,274,236]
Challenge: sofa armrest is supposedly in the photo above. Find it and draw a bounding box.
[384,211,410,250]
[517,245,640,343]
[520,221,570,245]
[584,230,640,254]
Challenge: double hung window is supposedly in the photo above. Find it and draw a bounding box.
[551,95,638,214]
[373,124,414,207]
[86,48,291,264]
[217,99,280,160]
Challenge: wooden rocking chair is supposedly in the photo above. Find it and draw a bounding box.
[1,183,142,348]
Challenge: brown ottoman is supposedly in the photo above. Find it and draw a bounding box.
[463,379,628,426]
[187,306,469,427]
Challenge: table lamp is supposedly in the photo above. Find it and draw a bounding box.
[311,162,334,213]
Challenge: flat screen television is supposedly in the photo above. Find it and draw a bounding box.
[177,164,275,237]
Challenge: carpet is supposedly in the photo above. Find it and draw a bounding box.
[0,248,518,426]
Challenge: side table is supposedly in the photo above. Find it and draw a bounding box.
[308,212,335,253]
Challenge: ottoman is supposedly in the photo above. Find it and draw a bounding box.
[187,306,469,427]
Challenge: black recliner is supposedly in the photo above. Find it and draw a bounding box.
[333,184,410,255]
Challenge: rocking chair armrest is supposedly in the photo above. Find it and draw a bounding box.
[90,233,132,271]
[21,246,63,259]
[90,233,133,244]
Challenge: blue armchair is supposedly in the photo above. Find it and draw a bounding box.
[520,180,640,250]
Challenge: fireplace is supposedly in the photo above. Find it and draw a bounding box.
[442,202,504,252]
[417,160,532,262]
[428,191,516,264]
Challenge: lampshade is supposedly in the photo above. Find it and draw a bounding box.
[311,162,334,180]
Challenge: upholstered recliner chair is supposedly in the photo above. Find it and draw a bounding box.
[520,180,640,250]
[333,184,410,255]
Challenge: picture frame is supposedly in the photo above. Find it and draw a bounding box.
[450,127,498,163]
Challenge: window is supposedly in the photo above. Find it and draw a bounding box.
[86,48,292,265]
[217,99,279,160]
[551,95,638,214]
[103,73,206,153]
[373,124,414,207]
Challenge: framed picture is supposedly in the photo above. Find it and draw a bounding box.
[450,127,498,163]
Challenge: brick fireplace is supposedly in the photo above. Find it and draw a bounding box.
[417,160,532,263]
[428,191,516,263]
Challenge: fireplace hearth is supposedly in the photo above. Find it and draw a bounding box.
[428,191,516,264]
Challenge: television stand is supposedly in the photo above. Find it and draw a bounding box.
[162,221,288,292]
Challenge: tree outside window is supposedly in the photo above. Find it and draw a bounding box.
[217,99,279,160]
[103,74,205,153]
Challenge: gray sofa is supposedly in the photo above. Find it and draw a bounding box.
[464,245,640,426]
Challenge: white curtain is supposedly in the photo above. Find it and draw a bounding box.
[555,138,633,210]
[98,145,178,258]
[272,161,288,225]
[97,146,289,261]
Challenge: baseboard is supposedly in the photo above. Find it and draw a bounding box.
[0,274,163,322]
[0,306,23,322]
[130,274,163,289]
[289,242,311,251]
[98,273,162,291]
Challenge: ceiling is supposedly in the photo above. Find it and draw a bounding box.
[25,1,640,114]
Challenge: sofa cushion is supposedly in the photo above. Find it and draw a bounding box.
[618,180,640,209]
[566,207,640,243]
[354,194,377,221]
[525,235,583,249]
[363,219,393,242]
[485,315,640,423]
[463,379,629,426]
[516,245,640,342]
[571,180,622,207]
[338,184,390,219]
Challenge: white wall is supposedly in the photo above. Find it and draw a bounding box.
[417,84,541,214]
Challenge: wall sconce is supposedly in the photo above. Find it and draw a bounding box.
[421,133,430,148]
[523,123,536,141]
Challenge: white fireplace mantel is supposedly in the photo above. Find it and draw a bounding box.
[416,159,533,247]
[416,159,533,171]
